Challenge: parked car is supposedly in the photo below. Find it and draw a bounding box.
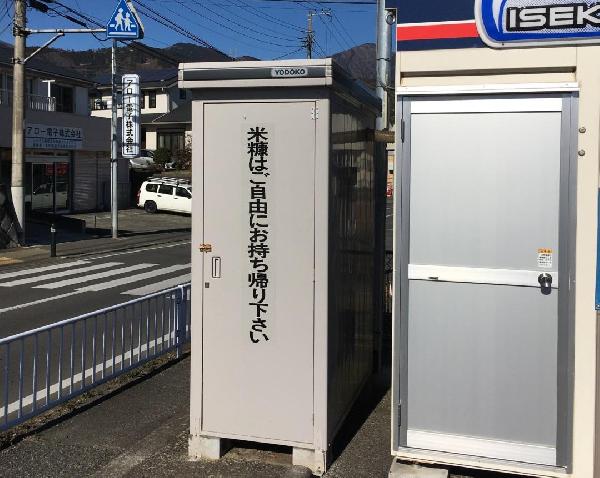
[129,149,155,170]
[25,182,69,210]
[137,177,192,214]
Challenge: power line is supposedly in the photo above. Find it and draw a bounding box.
[272,46,304,59]
[32,1,184,65]
[184,0,299,44]
[136,0,220,50]
[171,0,299,49]
[232,0,305,32]
[331,10,356,46]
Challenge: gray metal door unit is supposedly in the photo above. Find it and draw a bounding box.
[395,96,576,467]
[201,101,316,444]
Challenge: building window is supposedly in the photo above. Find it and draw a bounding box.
[148,90,156,109]
[158,131,185,152]
[140,92,145,109]
[179,89,186,100]
[51,83,74,113]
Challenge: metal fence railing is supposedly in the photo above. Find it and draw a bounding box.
[0,283,191,432]
[0,89,57,112]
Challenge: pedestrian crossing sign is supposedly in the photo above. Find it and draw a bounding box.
[106,0,144,39]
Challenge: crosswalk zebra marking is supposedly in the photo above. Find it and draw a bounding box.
[0,260,90,281]
[122,273,191,296]
[0,263,191,315]
[0,262,123,288]
[34,263,157,290]
[79,264,191,292]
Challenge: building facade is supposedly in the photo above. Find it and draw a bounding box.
[0,43,128,214]
[387,1,600,477]
[90,68,191,157]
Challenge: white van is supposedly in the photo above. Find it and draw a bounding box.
[137,177,192,214]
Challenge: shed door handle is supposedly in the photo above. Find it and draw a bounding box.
[212,257,221,278]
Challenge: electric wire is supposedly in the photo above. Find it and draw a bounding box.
[230,0,305,33]
[136,0,221,50]
[33,0,184,64]
[272,46,304,59]
[184,0,300,44]
[171,0,299,49]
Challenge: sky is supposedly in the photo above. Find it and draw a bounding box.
[0,0,376,60]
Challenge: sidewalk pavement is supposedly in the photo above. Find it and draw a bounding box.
[0,209,190,266]
[0,356,393,478]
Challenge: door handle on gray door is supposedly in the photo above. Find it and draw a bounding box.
[212,256,221,278]
[538,273,552,290]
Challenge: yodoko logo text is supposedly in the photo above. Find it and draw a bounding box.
[271,68,308,78]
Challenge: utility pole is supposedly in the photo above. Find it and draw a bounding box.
[111,39,118,239]
[375,0,392,131]
[11,0,26,238]
[303,10,331,59]
[304,11,315,59]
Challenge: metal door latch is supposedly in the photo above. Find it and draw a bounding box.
[538,273,553,290]
[199,243,212,253]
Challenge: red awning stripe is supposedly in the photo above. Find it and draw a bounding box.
[397,21,479,41]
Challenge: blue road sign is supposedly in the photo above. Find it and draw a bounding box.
[107,0,142,39]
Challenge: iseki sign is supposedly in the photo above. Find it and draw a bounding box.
[476,0,600,47]
[121,74,140,158]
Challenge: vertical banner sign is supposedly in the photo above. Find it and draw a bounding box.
[122,74,140,158]
[247,126,271,344]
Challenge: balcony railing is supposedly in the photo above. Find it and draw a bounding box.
[0,89,57,112]
[90,98,110,111]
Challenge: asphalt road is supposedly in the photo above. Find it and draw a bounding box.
[0,241,191,339]
[0,242,192,419]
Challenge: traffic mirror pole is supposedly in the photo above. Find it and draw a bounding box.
[111,39,119,239]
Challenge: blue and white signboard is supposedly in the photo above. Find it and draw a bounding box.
[476,0,600,47]
[107,0,143,39]
[121,74,141,158]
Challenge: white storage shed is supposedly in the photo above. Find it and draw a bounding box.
[180,59,384,475]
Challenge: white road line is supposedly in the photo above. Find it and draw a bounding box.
[88,241,191,261]
[0,262,123,288]
[34,263,157,290]
[79,264,191,292]
[0,260,90,281]
[122,273,191,296]
[0,290,83,315]
[0,263,191,315]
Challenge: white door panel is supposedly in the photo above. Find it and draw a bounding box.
[202,101,316,443]
[405,98,564,466]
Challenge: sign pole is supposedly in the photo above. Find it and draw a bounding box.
[111,38,118,239]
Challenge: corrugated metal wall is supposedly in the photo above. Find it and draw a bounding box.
[327,94,379,439]
[72,152,129,212]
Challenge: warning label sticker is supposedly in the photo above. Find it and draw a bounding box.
[537,248,553,269]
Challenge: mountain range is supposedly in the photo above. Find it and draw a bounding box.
[23,42,378,87]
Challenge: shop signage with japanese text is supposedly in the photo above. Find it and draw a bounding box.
[25,124,83,150]
[121,73,141,158]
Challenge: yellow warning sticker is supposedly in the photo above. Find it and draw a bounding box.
[537,248,553,269]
